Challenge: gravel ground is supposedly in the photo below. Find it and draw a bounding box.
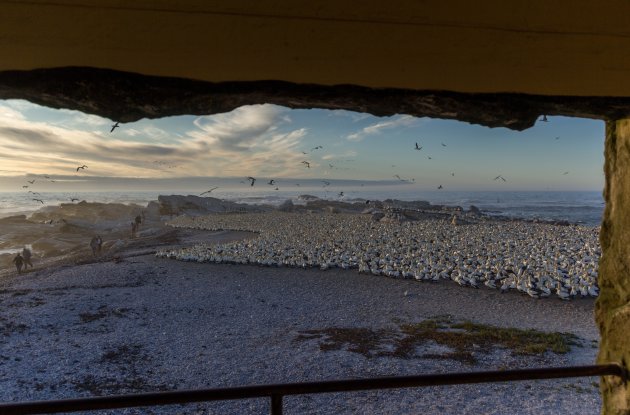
[0,230,602,414]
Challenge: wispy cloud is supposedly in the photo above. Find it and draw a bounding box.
[0,103,310,179]
[184,105,308,177]
[346,115,417,142]
[322,150,357,160]
[123,126,171,141]
[189,105,287,152]
[328,110,371,122]
[0,104,25,121]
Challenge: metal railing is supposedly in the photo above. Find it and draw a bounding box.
[0,364,625,415]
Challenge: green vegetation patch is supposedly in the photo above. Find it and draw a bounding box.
[295,316,580,364]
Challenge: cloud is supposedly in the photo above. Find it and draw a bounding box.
[123,126,171,141]
[176,104,312,177]
[0,126,58,147]
[328,110,371,122]
[69,112,110,127]
[0,103,310,179]
[346,115,417,142]
[189,104,287,152]
[0,104,25,121]
[322,150,357,160]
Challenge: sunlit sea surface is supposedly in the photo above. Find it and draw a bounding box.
[0,185,604,226]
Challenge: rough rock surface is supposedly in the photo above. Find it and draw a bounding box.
[597,119,630,414]
[157,195,269,216]
[2,67,630,130]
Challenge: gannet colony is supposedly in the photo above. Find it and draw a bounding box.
[157,212,600,300]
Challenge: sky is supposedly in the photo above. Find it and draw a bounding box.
[0,99,605,192]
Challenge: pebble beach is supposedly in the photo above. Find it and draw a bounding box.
[0,202,605,414]
[0,232,600,414]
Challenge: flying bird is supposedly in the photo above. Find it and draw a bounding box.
[275,187,279,191]
[338,191,344,197]
[28,191,40,195]
[246,177,256,186]
[33,198,44,204]
[110,122,120,133]
[414,143,422,150]
[268,179,275,185]
[22,185,28,188]
[302,151,308,154]
[451,172,455,176]
[27,180,35,184]
[441,143,447,147]
[301,161,310,168]
[427,156,432,160]
[494,175,507,182]
[438,185,443,189]
[311,145,323,151]
[43,175,50,179]
[563,171,569,175]
[394,174,403,181]
[70,198,80,202]
[200,187,219,195]
[555,136,560,140]
[76,165,88,171]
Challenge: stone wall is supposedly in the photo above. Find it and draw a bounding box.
[597,119,630,414]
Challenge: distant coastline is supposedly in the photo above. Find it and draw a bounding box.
[0,189,604,226]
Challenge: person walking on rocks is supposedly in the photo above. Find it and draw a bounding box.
[12,253,24,274]
[22,246,33,269]
[131,221,137,238]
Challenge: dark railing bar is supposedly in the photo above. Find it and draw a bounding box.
[271,394,283,415]
[0,364,624,415]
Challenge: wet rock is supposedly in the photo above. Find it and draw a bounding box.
[277,199,294,212]
[468,205,482,216]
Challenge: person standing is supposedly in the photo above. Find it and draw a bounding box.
[90,236,100,257]
[22,247,33,269]
[12,253,24,274]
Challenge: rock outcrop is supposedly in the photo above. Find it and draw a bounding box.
[157,195,268,216]
[598,119,630,414]
[3,67,630,131]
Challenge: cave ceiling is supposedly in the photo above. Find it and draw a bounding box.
[1,67,629,131]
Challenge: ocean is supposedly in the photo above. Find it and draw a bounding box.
[0,187,604,226]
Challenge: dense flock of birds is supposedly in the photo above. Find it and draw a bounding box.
[157,212,600,300]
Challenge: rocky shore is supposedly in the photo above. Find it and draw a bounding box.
[0,239,600,414]
[0,195,604,414]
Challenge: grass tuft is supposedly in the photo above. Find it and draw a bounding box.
[295,316,580,364]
